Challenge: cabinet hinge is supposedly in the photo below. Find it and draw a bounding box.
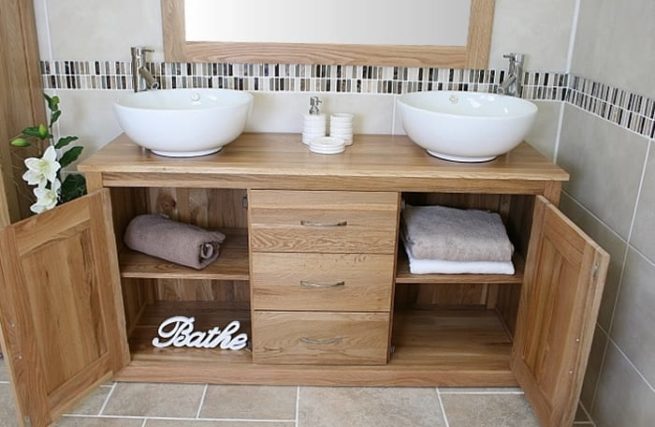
[23,415,32,426]
[242,195,248,208]
[592,261,600,280]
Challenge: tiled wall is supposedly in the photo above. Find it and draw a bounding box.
[556,0,655,426]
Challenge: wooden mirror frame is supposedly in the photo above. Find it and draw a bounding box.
[161,0,495,67]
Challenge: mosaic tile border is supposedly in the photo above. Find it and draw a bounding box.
[39,61,655,139]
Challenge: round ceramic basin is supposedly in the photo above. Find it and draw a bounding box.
[114,89,253,157]
[397,91,538,162]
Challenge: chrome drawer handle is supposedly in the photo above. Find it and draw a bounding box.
[300,336,344,345]
[300,220,348,227]
[300,280,346,289]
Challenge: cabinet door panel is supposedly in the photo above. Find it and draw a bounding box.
[513,196,609,427]
[0,190,129,427]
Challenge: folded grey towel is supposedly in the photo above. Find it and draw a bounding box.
[402,205,514,262]
[124,214,226,270]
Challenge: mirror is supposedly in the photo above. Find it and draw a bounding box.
[162,0,495,67]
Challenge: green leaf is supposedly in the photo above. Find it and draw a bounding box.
[49,110,62,126]
[59,146,83,168]
[22,126,43,138]
[10,137,30,147]
[43,93,60,112]
[55,136,79,149]
[60,173,86,203]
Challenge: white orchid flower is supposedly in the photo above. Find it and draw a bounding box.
[30,178,61,214]
[22,145,61,188]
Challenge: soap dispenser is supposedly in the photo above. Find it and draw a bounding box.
[302,96,327,145]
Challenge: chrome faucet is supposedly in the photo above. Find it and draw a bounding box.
[498,53,524,97]
[131,47,159,92]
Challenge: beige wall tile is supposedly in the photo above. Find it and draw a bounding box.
[246,92,394,135]
[609,249,655,385]
[440,393,539,427]
[559,193,628,330]
[44,0,164,61]
[572,0,655,99]
[489,0,576,70]
[56,417,144,427]
[0,384,18,426]
[298,387,444,427]
[630,144,655,262]
[199,385,296,420]
[525,101,562,161]
[592,342,655,427]
[580,326,608,411]
[101,383,205,418]
[557,105,649,239]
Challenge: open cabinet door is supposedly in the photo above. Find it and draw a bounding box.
[512,196,609,427]
[0,190,129,426]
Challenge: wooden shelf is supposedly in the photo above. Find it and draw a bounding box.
[129,301,252,364]
[119,229,249,281]
[395,249,525,285]
[120,304,515,386]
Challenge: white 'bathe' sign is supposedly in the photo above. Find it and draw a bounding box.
[152,316,248,350]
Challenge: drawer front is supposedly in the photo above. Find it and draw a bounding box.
[249,190,399,254]
[252,311,390,365]
[252,252,394,312]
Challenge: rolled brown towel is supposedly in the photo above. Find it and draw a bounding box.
[124,214,226,270]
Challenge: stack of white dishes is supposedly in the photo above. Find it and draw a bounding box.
[302,114,327,145]
[308,136,346,154]
[329,113,354,145]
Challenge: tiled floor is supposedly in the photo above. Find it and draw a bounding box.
[0,358,596,426]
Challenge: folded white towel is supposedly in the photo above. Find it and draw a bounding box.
[405,245,515,275]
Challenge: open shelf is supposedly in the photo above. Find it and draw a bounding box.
[389,309,512,371]
[395,249,525,285]
[129,301,252,364]
[119,229,249,281]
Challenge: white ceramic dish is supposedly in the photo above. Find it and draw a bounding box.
[397,91,538,162]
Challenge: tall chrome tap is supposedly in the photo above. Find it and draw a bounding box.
[131,47,159,92]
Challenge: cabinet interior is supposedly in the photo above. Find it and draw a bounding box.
[109,187,534,374]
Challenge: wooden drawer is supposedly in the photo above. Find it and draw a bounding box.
[252,252,394,312]
[252,311,390,365]
[249,190,399,254]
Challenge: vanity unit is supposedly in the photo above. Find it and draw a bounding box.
[0,133,608,427]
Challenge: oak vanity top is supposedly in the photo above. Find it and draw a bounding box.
[79,133,569,192]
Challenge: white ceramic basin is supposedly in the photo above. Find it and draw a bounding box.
[397,91,538,162]
[114,89,253,157]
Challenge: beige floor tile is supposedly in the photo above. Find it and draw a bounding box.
[55,416,144,426]
[146,420,294,427]
[298,387,444,427]
[441,393,539,427]
[0,358,9,382]
[65,386,112,415]
[102,383,205,417]
[0,384,18,427]
[199,385,296,420]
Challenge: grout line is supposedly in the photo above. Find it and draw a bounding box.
[438,390,524,395]
[40,0,54,62]
[435,388,450,427]
[295,386,300,427]
[97,382,117,416]
[195,384,208,419]
[140,418,148,427]
[565,0,582,73]
[63,413,296,422]
[561,191,629,245]
[579,400,596,427]
[391,95,398,135]
[0,381,9,385]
